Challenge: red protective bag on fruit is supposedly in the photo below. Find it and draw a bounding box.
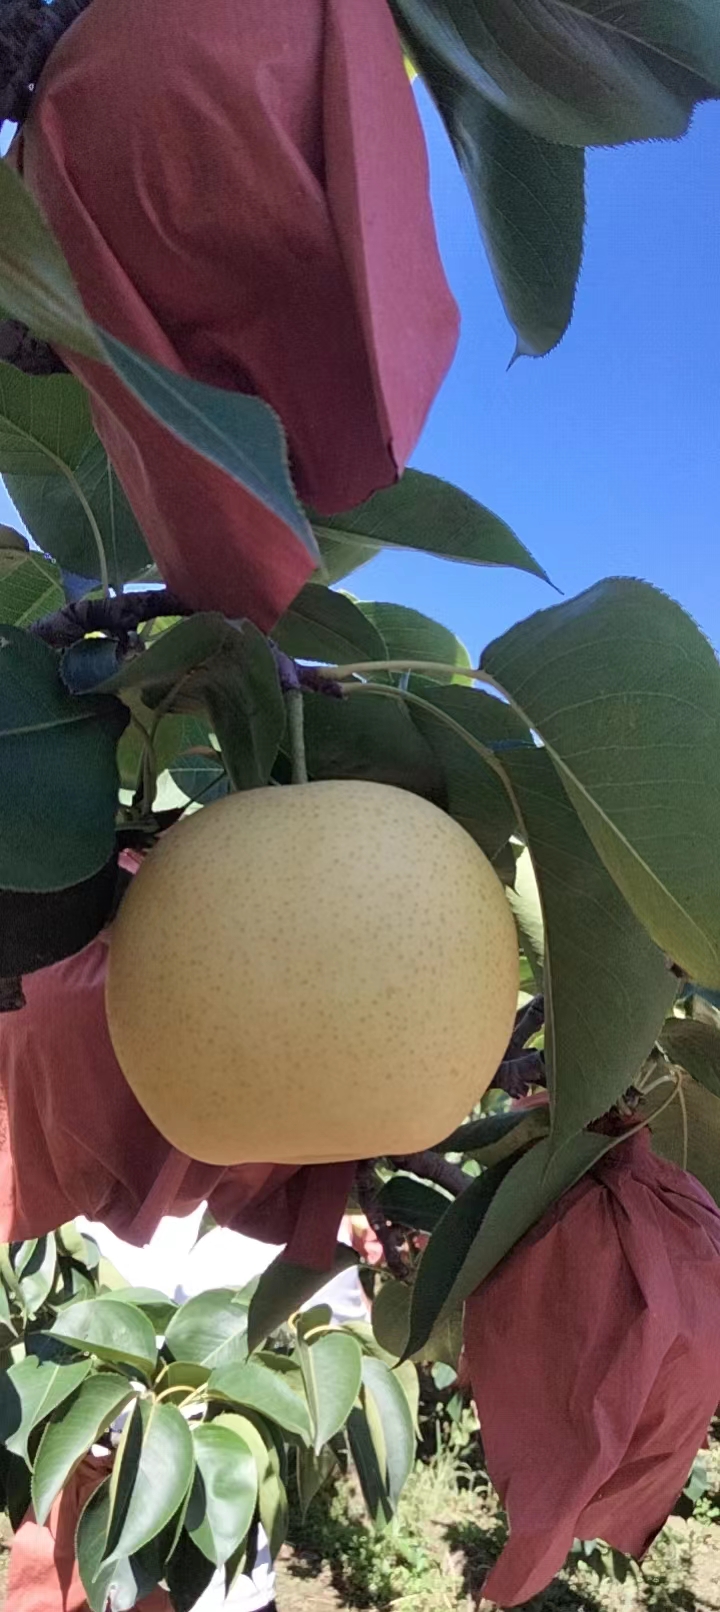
[0,935,354,1268]
[464,1128,720,1607]
[15,0,458,626]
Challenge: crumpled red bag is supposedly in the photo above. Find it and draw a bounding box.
[16,0,458,626]
[464,1128,720,1607]
[5,1454,171,1612]
[0,935,354,1269]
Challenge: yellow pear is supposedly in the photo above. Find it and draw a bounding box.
[106,781,518,1165]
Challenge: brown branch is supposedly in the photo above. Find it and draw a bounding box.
[390,1150,470,1196]
[356,1161,408,1279]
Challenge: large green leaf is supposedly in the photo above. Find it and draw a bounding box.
[95,1288,177,1332]
[0,364,90,475]
[346,1401,393,1530]
[647,1067,720,1203]
[0,627,126,891]
[0,1356,91,1462]
[101,333,318,565]
[102,614,284,792]
[273,584,387,665]
[0,549,64,626]
[422,89,585,356]
[212,1411,287,1559]
[0,165,102,360]
[406,1131,626,1354]
[209,1361,311,1444]
[361,1357,415,1509]
[31,1373,133,1524]
[374,1176,452,1234]
[393,0,720,148]
[298,1330,363,1456]
[247,1246,358,1354]
[303,687,443,799]
[165,1289,251,1369]
[77,1479,160,1612]
[187,1423,257,1567]
[311,470,547,581]
[104,1400,194,1563]
[6,432,152,588]
[483,579,720,989]
[498,746,676,1143]
[19,1233,58,1318]
[357,601,470,680]
[406,684,525,861]
[657,1016,720,1098]
[49,1298,157,1379]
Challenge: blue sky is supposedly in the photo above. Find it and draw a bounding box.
[362,91,720,660]
[3,94,719,657]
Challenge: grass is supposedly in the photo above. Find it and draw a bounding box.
[277,1416,720,1612]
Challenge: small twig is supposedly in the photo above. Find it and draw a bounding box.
[390,1150,470,1197]
[356,1161,408,1279]
[509,994,544,1052]
[0,977,26,1012]
[285,688,308,785]
[30,588,193,649]
[492,1049,546,1098]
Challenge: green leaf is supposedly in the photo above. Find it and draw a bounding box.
[0,1356,92,1462]
[165,1529,217,1612]
[101,332,318,565]
[31,1373,133,1524]
[304,686,442,799]
[404,1158,517,1357]
[0,365,90,475]
[273,583,387,665]
[648,1068,720,1205]
[6,433,152,589]
[77,1479,161,1612]
[312,469,547,581]
[104,1400,194,1564]
[498,746,676,1143]
[0,165,102,360]
[102,614,284,792]
[393,0,720,148]
[0,524,28,550]
[658,1017,720,1099]
[95,1288,177,1332]
[19,1233,58,1318]
[357,601,471,680]
[104,1400,145,1560]
[312,528,379,586]
[406,685,526,861]
[209,1361,312,1444]
[346,1402,393,1530]
[0,626,126,892]
[0,549,64,626]
[165,1289,252,1369]
[361,1357,415,1509]
[48,1298,157,1379]
[374,1176,452,1233]
[407,1131,627,1354]
[187,1423,257,1566]
[212,1409,285,1558]
[507,845,545,989]
[483,579,720,989]
[152,1362,210,1406]
[296,1446,337,1518]
[298,1331,363,1456]
[247,1246,358,1354]
[435,96,585,357]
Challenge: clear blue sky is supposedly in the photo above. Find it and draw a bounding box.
[3,94,719,655]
